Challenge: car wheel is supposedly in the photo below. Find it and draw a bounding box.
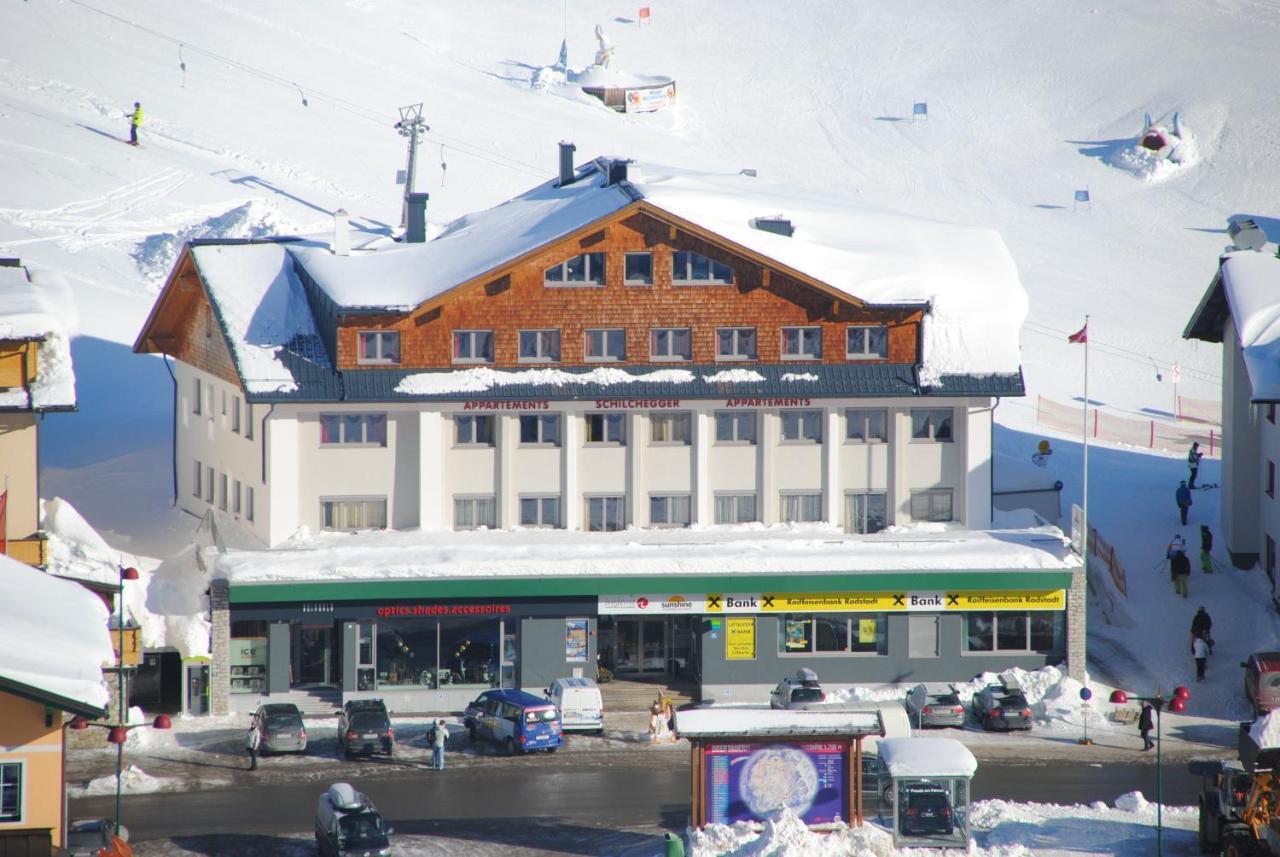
[547,746,558,754]
[1197,798,1212,853]
[468,725,477,742]
[504,737,516,756]
[1221,828,1257,857]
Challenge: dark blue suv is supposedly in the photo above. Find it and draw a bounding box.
[464,689,562,755]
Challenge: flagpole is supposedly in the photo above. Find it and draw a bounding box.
[1081,316,1090,567]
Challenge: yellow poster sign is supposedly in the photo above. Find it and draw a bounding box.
[858,618,878,644]
[725,617,756,660]
[111,627,142,667]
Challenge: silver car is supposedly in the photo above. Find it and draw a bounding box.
[254,702,308,754]
[905,683,966,728]
[65,819,127,857]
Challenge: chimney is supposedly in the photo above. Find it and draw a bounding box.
[332,209,350,256]
[558,141,576,187]
[606,159,629,186]
[406,192,429,243]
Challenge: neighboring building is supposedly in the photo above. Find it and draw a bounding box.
[0,259,75,569]
[137,151,1082,713]
[0,553,112,854]
[1184,248,1280,605]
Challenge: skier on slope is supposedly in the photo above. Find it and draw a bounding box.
[125,101,143,146]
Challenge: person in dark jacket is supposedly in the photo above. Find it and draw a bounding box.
[1188,442,1204,488]
[1171,550,1191,597]
[1175,481,1192,525]
[1191,606,1213,653]
[1200,525,1214,574]
[1138,702,1155,751]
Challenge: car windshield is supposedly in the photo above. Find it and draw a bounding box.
[930,693,960,706]
[351,713,387,731]
[265,713,301,728]
[790,688,825,703]
[997,695,1026,708]
[339,812,387,844]
[525,708,558,723]
[908,791,950,809]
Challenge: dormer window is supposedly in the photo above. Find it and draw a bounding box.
[545,252,605,286]
[672,251,733,285]
[358,331,400,365]
[846,325,888,359]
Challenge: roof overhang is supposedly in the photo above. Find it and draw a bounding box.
[0,674,108,720]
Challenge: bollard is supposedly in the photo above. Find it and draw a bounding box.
[665,831,685,857]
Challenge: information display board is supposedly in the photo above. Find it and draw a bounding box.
[704,741,846,825]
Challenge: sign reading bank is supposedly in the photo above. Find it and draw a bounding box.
[598,590,1066,614]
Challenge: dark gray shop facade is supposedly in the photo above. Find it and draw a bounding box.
[209,567,1085,715]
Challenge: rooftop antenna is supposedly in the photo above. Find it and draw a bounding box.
[395,103,430,231]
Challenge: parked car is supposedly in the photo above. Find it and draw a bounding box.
[899,784,955,837]
[464,689,562,755]
[769,668,828,709]
[253,702,307,755]
[65,819,129,857]
[314,782,392,857]
[905,683,966,728]
[1241,650,1280,714]
[545,677,605,734]
[970,677,1033,731]
[337,699,394,758]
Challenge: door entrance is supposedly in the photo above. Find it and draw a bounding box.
[612,619,670,674]
[296,626,333,686]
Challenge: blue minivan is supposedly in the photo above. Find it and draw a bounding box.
[464,689,563,755]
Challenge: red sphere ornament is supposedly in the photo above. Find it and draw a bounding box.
[107,726,128,745]
[1169,697,1187,713]
[1173,686,1191,702]
[152,714,172,730]
[1108,689,1129,704]
[121,567,140,581]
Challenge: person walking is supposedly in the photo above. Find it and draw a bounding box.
[431,719,447,770]
[125,101,143,146]
[1171,549,1191,598]
[245,717,260,771]
[1187,442,1204,489]
[1200,525,1214,574]
[1193,634,1209,682]
[1138,702,1155,751]
[1176,480,1193,525]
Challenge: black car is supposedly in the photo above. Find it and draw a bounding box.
[970,678,1034,731]
[900,785,955,837]
[338,699,394,758]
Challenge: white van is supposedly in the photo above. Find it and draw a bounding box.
[544,677,605,734]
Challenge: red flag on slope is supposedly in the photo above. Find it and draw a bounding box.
[1067,323,1088,344]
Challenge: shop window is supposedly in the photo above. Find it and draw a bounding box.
[233,479,242,515]
[715,411,757,444]
[193,460,202,499]
[0,762,23,823]
[246,486,255,522]
[672,250,733,285]
[519,413,562,446]
[454,414,494,447]
[440,619,501,688]
[245,403,254,440]
[624,252,653,285]
[585,328,626,362]
[518,329,560,363]
[714,493,758,524]
[846,325,888,359]
[716,327,757,361]
[650,494,691,528]
[454,495,497,529]
[520,496,562,528]
[321,413,388,446]
[585,412,626,444]
[780,614,886,655]
[321,497,387,530]
[781,409,823,443]
[845,492,887,534]
[205,466,214,503]
[231,620,268,638]
[966,612,1063,653]
[846,409,887,443]
[377,620,440,688]
[545,252,605,286]
[780,492,823,523]
[650,412,692,444]
[452,330,494,364]
[358,331,400,365]
[781,326,822,360]
[910,489,953,522]
[650,327,692,362]
[911,408,953,442]
[586,496,625,531]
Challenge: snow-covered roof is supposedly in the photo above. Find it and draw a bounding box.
[190,242,329,394]
[215,523,1079,585]
[673,706,883,738]
[0,263,77,410]
[877,737,977,777]
[0,552,113,713]
[1219,251,1280,402]
[41,497,121,588]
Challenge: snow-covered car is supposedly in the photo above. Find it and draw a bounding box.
[769,668,827,709]
[970,677,1033,731]
[905,684,966,728]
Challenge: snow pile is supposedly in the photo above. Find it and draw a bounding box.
[396,365,696,395]
[68,764,178,798]
[124,545,211,659]
[780,372,819,382]
[689,808,892,857]
[133,199,301,289]
[1109,116,1200,182]
[970,793,1197,855]
[0,264,77,409]
[1250,710,1280,749]
[703,369,767,384]
[0,553,112,709]
[42,496,120,587]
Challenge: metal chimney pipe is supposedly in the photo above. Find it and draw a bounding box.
[558,141,576,187]
[333,209,350,256]
[406,192,429,244]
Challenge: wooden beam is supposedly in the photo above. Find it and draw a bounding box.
[762,269,771,288]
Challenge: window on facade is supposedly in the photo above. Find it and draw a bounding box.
[781,408,823,442]
[233,479,242,515]
[218,473,229,512]
[911,408,953,441]
[518,329,561,363]
[624,252,653,285]
[358,331,400,364]
[246,486,255,522]
[375,618,440,688]
[715,411,757,443]
[781,492,823,523]
[320,413,388,446]
[672,250,733,285]
[650,494,691,528]
[545,252,605,286]
[232,396,241,434]
[193,378,202,415]
[650,328,692,361]
[780,614,886,655]
[715,327,757,361]
[845,409,887,443]
[519,496,562,528]
[586,496,625,532]
[205,466,214,503]
[321,498,387,530]
[715,493,758,524]
[910,489,953,522]
[585,412,626,444]
[205,385,213,421]
[845,493,888,534]
[585,328,626,362]
[519,413,561,446]
[454,414,495,446]
[454,496,497,529]
[1269,460,1276,498]
[221,390,227,416]
[0,762,22,823]
[650,412,692,444]
[193,460,202,499]
[846,325,889,359]
[245,402,254,440]
[781,326,823,360]
[1270,404,1277,424]
[452,330,494,364]
[966,612,1061,654]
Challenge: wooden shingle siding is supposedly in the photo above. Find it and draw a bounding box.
[137,255,243,389]
[0,342,36,389]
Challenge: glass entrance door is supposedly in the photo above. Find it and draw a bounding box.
[615,619,666,674]
[298,626,332,685]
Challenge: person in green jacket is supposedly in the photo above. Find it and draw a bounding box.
[126,102,143,145]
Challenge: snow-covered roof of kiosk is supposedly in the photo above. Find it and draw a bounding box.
[285,158,1027,378]
[878,737,977,778]
[215,523,1079,584]
[674,706,884,738]
[1219,251,1280,401]
[0,262,77,410]
[0,553,113,713]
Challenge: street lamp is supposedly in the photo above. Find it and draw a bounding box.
[1108,685,1190,857]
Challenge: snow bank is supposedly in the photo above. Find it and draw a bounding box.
[1219,251,1280,401]
[68,764,178,797]
[1109,116,1200,182]
[878,737,976,777]
[396,365,695,395]
[689,808,893,857]
[704,369,767,384]
[1250,711,1280,749]
[125,545,211,659]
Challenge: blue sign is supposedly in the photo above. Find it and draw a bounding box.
[1074,189,1091,203]
[705,742,846,825]
[1079,687,1093,701]
[913,102,928,116]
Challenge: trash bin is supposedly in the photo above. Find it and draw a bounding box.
[664,831,685,857]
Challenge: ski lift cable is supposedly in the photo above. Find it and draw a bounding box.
[1021,319,1220,382]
